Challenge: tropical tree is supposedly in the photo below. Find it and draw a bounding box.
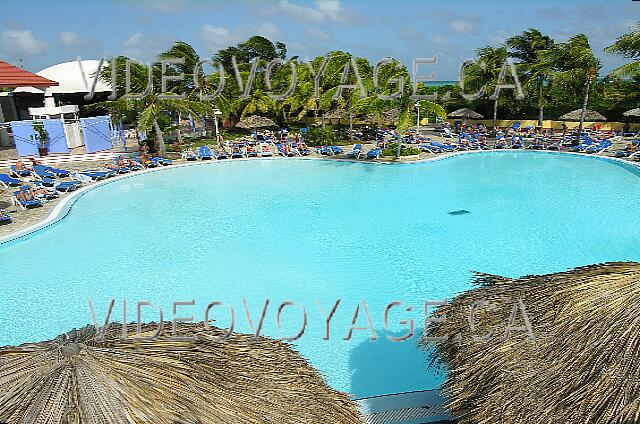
[95,47,213,155]
[214,36,286,71]
[465,46,508,134]
[506,29,556,125]
[604,23,640,77]
[547,34,600,138]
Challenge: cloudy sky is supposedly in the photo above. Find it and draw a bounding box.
[1,0,637,79]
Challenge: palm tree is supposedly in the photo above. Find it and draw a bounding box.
[96,50,212,156]
[506,29,555,125]
[604,23,640,77]
[466,46,508,135]
[547,34,600,139]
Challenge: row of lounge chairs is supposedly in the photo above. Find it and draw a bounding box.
[1,155,173,220]
[182,142,317,161]
[183,144,274,161]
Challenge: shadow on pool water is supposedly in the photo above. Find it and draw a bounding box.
[348,327,446,398]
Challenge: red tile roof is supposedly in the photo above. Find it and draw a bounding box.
[0,60,58,88]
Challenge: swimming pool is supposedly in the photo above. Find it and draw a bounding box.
[1,151,639,398]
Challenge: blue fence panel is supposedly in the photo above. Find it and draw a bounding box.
[10,121,39,157]
[81,116,113,153]
[43,119,69,154]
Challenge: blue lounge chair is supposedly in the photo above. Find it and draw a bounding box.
[615,140,639,157]
[0,210,11,224]
[0,174,21,187]
[585,139,612,154]
[231,146,244,159]
[151,157,172,166]
[329,146,343,154]
[77,170,111,180]
[430,142,456,152]
[35,178,81,192]
[416,143,440,153]
[131,157,154,168]
[10,165,31,177]
[346,144,363,158]
[246,145,259,157]
[113,156,132,173]
[32,165,56,179]
[199,146,212,160]
[46,166,70,177]
[511,136,524,149]
[260,144,272,157]
[182,149,198,161]
[12,188,44,210]
[571,138,595,152]
[367,148,382,159]
[214,149,228,160]
[277,143,293,157]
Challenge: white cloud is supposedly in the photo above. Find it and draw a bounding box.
[124,33,144,48]
[59,31,79,47]
[278,1,325,23]
[315,0,342,18]
[249,22,283,41]
[122,33,170,61]
[199,23,284,53]
[0,29,47,57]
[450,19,473,34]
[277,0,346,24]
[200,25,242,50]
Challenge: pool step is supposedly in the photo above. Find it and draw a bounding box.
[357,389,454,423]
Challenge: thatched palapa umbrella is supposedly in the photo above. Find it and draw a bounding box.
[236,115,277,130]
[423,262,640,424]
[447,108,483,125]
[559,109,607,121]
[0,322,362,423]
[623,108,640,118]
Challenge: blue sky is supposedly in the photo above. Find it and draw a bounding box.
[1,0,637,79]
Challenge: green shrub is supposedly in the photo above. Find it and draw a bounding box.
[303,125,342,146]
[381,142,421,157]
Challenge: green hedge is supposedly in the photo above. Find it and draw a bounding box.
[381,142,421,157]
[304,125,344,146]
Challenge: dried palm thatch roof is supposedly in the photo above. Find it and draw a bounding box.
[236,115,277,129]
[559,109,607,121]
[447,108,483,119]
[623,108,640,117]
[422,262,640,424]
[0,322,362,423]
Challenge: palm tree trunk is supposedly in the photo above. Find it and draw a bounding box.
[577,79,591,139]
[153,119,166,157]
[176,113,183,145]
[492,97,498,136]
[538,77,544,127]
[349,112,353,142]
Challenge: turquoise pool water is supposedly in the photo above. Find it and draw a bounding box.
[1,151,640,398]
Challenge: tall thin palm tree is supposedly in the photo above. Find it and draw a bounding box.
[547,34,600,138]
[470,46,508,135]
[506,29,555,126]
